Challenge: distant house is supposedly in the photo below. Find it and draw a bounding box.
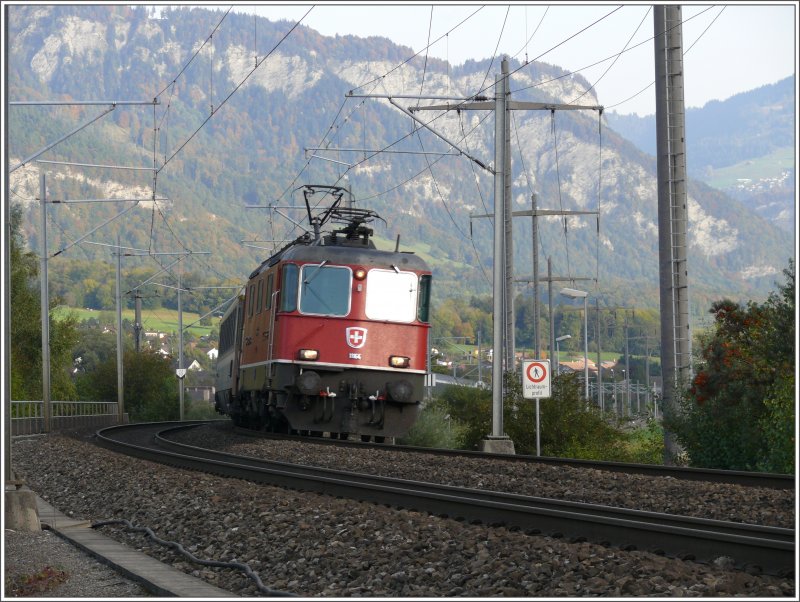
[206,348,218,360]
[560,359,598,374]
[187,359,202,371]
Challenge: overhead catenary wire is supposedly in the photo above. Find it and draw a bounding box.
[153,7,232,100]
[567,6,652,106]
[157,7,313,174]
[511,6,549,63]
[512,6,716,107]
[348,6,485,94]
[255,3,626,291]
[475,5,511,94]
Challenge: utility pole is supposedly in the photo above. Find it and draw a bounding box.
[512,203,598,361]
[39,173,51,432]
[531,194,539,359]
[655,5,692,462]
[624,313,631,416]
[133,290,143,352]
[596,298,602,410]
[115,235,124,423]
[112,248,206,424]
[515,262,593,377]
[355,59,601,453]
[178,268,184,421]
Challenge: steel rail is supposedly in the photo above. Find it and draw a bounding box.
[95,422,794,577]
[231,427,795,490]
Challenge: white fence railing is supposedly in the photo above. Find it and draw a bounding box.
[11,401,127,436]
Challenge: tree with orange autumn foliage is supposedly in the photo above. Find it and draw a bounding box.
[668,260,794,472]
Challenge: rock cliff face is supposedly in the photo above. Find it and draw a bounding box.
[7,5,792,306]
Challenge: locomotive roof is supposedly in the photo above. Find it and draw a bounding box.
[249,239,429,279]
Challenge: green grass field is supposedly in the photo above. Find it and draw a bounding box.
[54,306,217,338]
[705,146,794,189]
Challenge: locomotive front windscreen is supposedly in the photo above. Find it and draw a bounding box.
[299,264,351,316]
[365,269,419,322]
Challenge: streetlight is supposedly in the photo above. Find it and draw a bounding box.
[560,288,589,400]
[555,334,572,374]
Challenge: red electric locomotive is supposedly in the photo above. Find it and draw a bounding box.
[214,185,432,441]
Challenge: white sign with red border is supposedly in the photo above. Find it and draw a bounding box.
[522,360,551,399]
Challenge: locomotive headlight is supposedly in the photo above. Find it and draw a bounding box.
[389,355,410,368]
[298,349,319,361]
[354,268,367,281]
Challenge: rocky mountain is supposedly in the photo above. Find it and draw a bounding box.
[7,5,793,316]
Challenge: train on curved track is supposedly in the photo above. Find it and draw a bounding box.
[214,185,432,441]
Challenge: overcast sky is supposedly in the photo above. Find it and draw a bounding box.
[227,2,797,116]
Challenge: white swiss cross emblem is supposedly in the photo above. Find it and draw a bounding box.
[346,327,367,349]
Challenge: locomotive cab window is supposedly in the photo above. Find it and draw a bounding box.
[418,274,432,323]
[299,264,351,316]
[279,264,298,312]
[365,269,419,322]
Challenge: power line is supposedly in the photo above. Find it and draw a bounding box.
[348,6,485,93]
[476,5,511,94]
[512,6,716,109]
[158,7,313,173]
[510,6,549,63]
[567,6,652,106]
[154,7,233,100]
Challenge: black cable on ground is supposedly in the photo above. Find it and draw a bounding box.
[92,519,296,597]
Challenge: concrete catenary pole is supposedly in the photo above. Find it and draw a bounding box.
[5,57,12,476]
[491,62,508,439]
[655,5,692,462]
[503,57,514,372]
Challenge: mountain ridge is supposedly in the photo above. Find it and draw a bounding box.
[7,5,793,318]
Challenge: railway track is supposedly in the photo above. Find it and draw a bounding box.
[95,421,795,577]
[232,426,795,490]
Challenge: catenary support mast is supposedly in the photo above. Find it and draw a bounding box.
[655,5,692,462]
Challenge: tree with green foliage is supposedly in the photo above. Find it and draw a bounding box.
[667,260,794,473]
[505,372,629,460]
[429,371,660,461]
[83,350,180,422]
[9,205,78,400]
